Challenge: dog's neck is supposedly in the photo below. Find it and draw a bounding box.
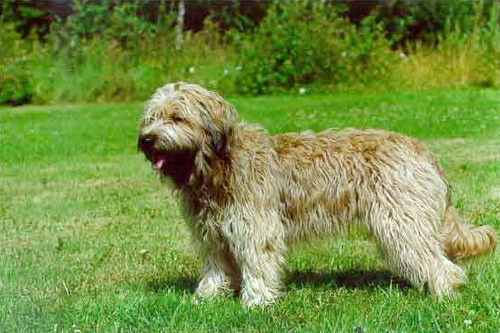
[174,123,269,215]
[176,126,253,215]
[173,151,231,217]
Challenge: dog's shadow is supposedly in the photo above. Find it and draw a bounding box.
[287,269,411,290]
[146,269,410,293]
[147,277,198,293]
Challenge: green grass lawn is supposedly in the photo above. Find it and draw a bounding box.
[1,89,499,332]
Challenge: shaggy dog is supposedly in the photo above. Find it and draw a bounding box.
[138,82,496,307]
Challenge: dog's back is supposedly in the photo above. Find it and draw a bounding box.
[271,129,441,238]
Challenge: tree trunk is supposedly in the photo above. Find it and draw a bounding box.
[176,0,185,51]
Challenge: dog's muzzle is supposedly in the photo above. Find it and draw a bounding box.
[138,134,167,170]
[137,134,157,159]
[138,134,155,151]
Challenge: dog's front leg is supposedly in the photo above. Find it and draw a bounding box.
[223,211,286,307]
[194,247,233,300]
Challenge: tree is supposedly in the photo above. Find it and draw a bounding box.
[175,0,185,51]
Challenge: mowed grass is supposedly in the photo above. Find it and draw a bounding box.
[1,89,499,332]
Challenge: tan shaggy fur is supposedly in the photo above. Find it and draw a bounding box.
[138,82,496,307]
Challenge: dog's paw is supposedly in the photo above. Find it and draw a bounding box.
[194,286,220,300]
[191,294,208,306]
[192,288,220,306]
[194,280,232,301]
[241,290,278,307]
[241,297,275,308]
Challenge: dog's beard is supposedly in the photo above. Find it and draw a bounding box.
[145,148,195,186]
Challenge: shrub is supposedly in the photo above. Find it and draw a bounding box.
[234,2,396,94]
[373,0,499,46]
[0,23,35,105]
[1,1,240,104]
[395,0,500,89]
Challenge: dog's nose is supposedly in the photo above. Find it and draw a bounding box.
[138,134,156,150]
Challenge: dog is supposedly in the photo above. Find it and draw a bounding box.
[138,82,496,306]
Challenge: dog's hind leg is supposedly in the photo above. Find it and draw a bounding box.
[223,210,286,307]
[368,205,466,298]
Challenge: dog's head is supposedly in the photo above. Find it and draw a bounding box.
[138,82,237,184]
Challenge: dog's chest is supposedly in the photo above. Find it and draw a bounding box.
[180,190,228,240]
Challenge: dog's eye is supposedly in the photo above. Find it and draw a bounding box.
[171,116,184,123]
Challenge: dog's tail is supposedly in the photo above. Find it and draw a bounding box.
[442,205,496,260]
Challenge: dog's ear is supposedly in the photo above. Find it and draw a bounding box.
[213,123,233,157]
[193,113,233,186]
[200,112,233,158]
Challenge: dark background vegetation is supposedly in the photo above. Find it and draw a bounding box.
[1,0,499,104]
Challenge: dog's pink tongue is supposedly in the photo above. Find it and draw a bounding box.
[152,156,165,170]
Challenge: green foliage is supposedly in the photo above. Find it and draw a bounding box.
[1,1,240,104]
[2,0,52,39]
[438,0,500,88]
[376,0,500,45]
[0,0,499,105]
[235,2,395,94]
[0,23,34,104]
[52,1,159,47]
[395,0,500,90]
